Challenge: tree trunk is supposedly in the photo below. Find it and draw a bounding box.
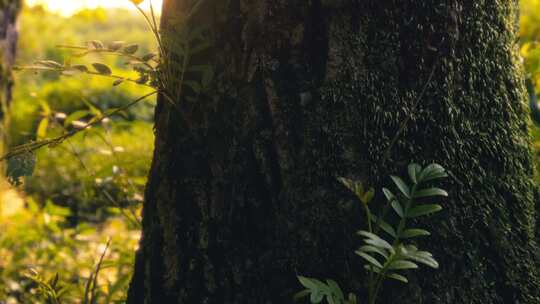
[0,0,19,157]
[128,1,540,303]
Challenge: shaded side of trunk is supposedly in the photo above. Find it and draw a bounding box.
[129,1,540,303]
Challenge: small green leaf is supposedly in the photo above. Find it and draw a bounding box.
[89,40,104,49]
[391,175,410,198]
[387,260,418,270]
[357,230,393,250]
[358,245,388,259]
[326,279,344,300]
[136,75,149,84]
[401,228,430,238]
[386,272,408,283]
[348,293,358,304]
[382,187,395,202]
[413,187,448,198]
[35,60,63,69]
[407,254,439,269]
[371,215,396,237]
[408,163,421,184]
[123,44,139,54]
[141,53,157,61]
[109,41,125,51]
[361,188,375,204]
[62,69,81,76]
[92,63,112,75]
[310,291,324,303]
[355,251,383,269]
[391,200,404,218]
[71,64,88,72]
[293,289,310,301]
[64,110,90,127]
[36,118,49,139]
[39,100,51,116]
[298,276,318,290]
[407,204,442,218]
[419,163,447,182]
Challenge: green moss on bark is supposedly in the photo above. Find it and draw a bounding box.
[129,1,540,303]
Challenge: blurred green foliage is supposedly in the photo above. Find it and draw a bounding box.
[1,5,156,303]
[12,5,156,215]
[27,121,152,224]
[521,0,540,183]
[521,0,540,87]
[0,197,138,303]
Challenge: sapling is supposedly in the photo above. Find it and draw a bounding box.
[296,163,448,304]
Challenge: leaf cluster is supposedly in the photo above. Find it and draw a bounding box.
[296,163,448,304]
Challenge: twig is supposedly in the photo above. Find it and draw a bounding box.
[134,3,164,59]
[83,238,111,304]
[382,61,439,162]
[17,65,155,89]
[0,91,157,161]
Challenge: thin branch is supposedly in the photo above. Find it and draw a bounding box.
[0,91,157,161]
[134,4,164,59]
[17,65,155,89]
[56,45,156,71]
[84,238,111,304]
[382,61,439,162]
[148,0,163,56]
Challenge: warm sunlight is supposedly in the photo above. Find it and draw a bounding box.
[3,1,540,303]
[26,0,163,16]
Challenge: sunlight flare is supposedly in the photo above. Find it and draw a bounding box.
[26,0,163,16]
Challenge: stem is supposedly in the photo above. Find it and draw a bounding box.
[364,204,373,233]
[382,61,438,162]
[363,203,375,300]
[134,4,164,59]
[393,184,416,246]
[369,253,396,304]
[89,238,111,304]
[149,0,163,53]
[18,65,155,89]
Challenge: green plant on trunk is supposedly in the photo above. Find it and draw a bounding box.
[296,163,447,304]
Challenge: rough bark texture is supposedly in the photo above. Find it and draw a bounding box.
[128,0,540,303]
[0,0,19,155]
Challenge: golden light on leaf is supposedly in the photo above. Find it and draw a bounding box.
[130,0,145,5]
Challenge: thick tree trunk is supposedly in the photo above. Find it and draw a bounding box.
[128,1,540,303]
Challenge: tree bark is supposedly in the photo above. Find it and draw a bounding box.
[0,0,19,156]
[128,1,540,303]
